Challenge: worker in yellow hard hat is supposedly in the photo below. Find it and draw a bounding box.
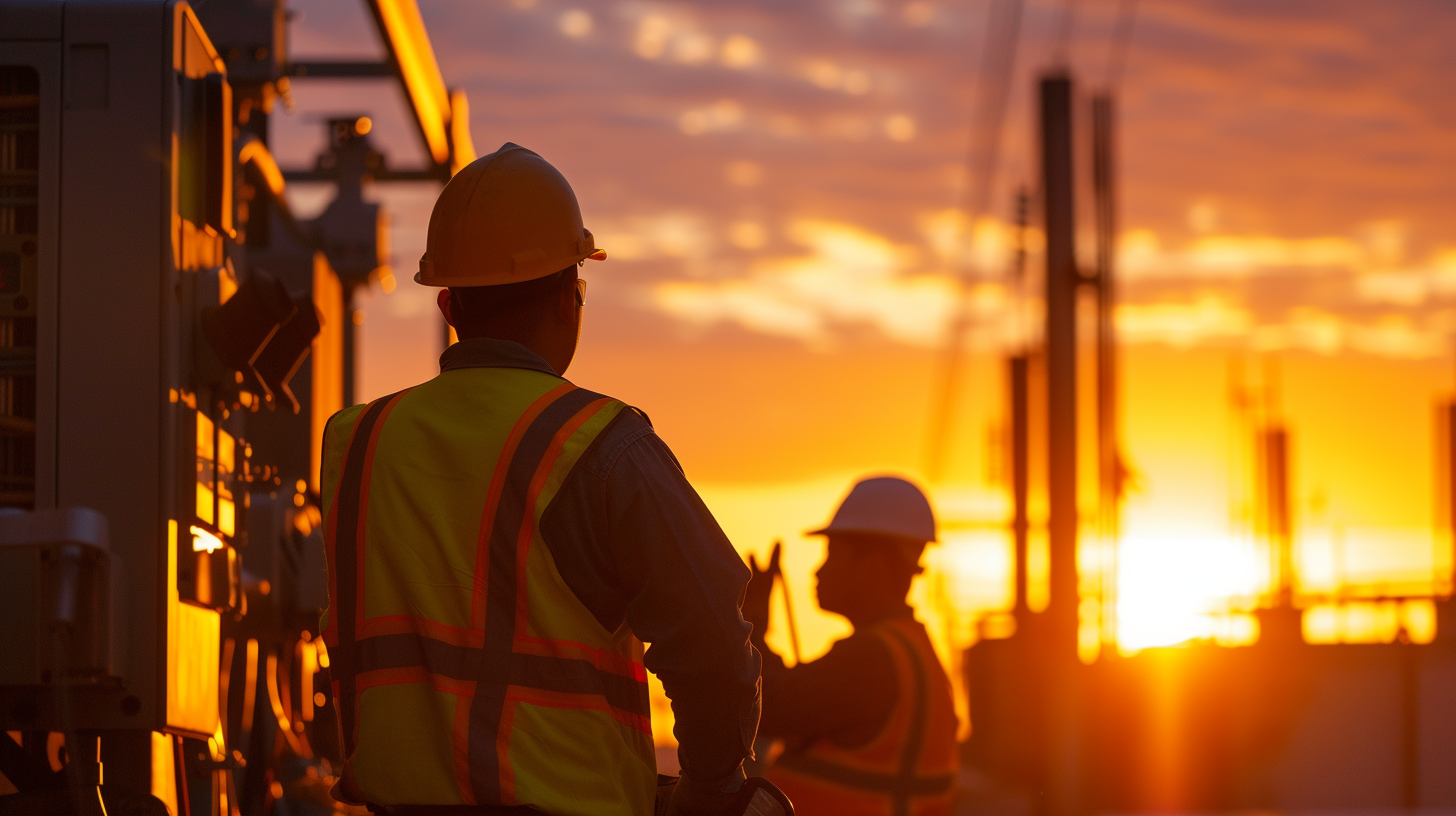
[744,476,959,816]
[319,143,789,816]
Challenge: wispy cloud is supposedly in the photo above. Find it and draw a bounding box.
[652,219,963,347]
[641,211,1456,358]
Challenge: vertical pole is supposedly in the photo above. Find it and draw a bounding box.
[1445,402,1456,593]
[342,284,357,407]
[1010,187,1031,618]
[1040,71,1081,816]
[1401,642,1421,810]
[1258,426,1291,605]
[1042,73,1079,642]
[1091,93,1119,643]
[1011,355,1030,616]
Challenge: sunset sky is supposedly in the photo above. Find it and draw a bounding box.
[273,0,1456,668]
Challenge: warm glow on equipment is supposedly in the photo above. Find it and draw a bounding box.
[311,254,344,493]
[196,483,215,526]
[1303,599,1436,645]
[449,90,477,174]
[371,0,452,164]
[218,499,235,538]
[192,526,224,554]
[237,137,285,198]
[196,412,214,460]
[217,429,234,473]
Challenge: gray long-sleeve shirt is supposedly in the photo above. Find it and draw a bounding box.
[442,337,761,783]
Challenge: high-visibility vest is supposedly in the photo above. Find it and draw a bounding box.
[320,368,655,816]
[765,616,958,816]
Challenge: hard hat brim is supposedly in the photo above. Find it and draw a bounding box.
[414,247,605,288]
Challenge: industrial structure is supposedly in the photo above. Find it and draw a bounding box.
[0,1,471,813]
[959,66,1456,815]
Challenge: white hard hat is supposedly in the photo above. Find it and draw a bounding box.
[809,475,937,543]
[416,142,605,288]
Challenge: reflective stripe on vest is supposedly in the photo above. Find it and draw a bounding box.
[322,374,653,815]
[767,618,958,816]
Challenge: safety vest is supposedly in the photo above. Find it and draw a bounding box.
[320,368,655,816]
[765,616,958,816]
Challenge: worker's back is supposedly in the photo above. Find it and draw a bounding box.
[764,613,958,816]
[321,359,654,815]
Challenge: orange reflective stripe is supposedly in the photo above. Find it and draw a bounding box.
[355,667,476,697]
[505,686,652,735]
[358,616,485,649]
[322,405,367,647]
[512,397,614,643]
[356,666,427,691]
[472,381,575,631]
[511,636,648,682]
[327,389,412,754]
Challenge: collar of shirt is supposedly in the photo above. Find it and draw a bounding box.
[439,337,557,376]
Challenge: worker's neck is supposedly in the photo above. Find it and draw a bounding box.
[455,323,574,375]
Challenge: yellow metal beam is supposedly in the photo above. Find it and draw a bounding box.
[370,0,452,165]
[450,89,477,175]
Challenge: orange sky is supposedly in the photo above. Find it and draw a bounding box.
[275,0,1456,659]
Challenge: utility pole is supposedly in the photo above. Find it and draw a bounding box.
[1040,71,1082,815]
[1090,92,1122,647]
[1009,189,1031,617]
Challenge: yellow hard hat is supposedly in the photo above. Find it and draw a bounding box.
[415,142,606,287]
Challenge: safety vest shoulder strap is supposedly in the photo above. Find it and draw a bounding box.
[877,624,930,788]
[772,618,956,814]
[322,388,414,752]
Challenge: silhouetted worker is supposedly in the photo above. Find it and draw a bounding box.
[320,143,788,816]
[745,476,958,816]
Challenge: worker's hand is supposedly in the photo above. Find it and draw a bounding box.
[742,541,781,641]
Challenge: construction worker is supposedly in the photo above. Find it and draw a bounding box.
[744,476,959,816]
[320,143,788,816]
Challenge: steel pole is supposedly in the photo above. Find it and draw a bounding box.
[1040,71,1082,816]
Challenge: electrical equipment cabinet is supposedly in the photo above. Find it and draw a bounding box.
[0,0,469,810]
[0,4,325,811]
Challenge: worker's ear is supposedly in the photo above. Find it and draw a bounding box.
[437,288,456,327]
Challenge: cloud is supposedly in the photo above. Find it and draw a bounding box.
[594,212,716,262]
[1121,231,1370,279]
[1116,297,1449,359]
[1115,296,1253,348]
[282,0,1456,388]
[640,211,1456,359]
[652,219,961,347]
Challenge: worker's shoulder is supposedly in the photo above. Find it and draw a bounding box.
[324,402,369,438]
[576,395,663,479]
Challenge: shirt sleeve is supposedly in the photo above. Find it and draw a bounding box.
[539,409,762,785]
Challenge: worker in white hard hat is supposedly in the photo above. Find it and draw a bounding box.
[320,143,789,816]
[743,476,959,816]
